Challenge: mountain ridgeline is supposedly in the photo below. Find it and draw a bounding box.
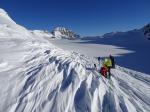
[51,27,80,39]
[143,23,150,40]
[31,27,80,39]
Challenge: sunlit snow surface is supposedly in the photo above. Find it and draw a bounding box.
[0,8,150,112]
[48,32,150,74]
[48,39,134,57]
[0,34,150,112]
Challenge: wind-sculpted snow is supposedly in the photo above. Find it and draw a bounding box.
[0,35,150,112]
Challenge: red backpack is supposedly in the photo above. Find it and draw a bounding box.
[100,66,108,78]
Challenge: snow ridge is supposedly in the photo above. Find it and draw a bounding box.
[31,30,53,38]
[0,8,32,39]
[0,8,16,26]
[0,37,150,112]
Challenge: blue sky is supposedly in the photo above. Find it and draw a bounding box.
[0,0,150,36]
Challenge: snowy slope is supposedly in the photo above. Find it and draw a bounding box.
[0,37,150,112]
[0,8,16,26]
[49,28,150,74]
[81,29,150,74]
[0,8,31,39]
[0,8,150,112]
[31,30,53,38]
[49,38,133,57]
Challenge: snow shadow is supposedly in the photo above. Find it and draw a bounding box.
[44,50,51,54]
[102,91,116,112]
[22,64,43,92]
[48,85,59,101]
[119,96,128,112]
[74,80,91,112]
[16,64,43,112]
[60,68,76,91]
[78,31,150,74]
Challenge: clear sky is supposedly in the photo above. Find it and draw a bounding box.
[0,0,150,36]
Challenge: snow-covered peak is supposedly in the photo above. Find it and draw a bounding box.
[102,31,121,38]
[0,8,16,26]
[143,23,150,40]
[52,27,80,39]
[54,27,68,31]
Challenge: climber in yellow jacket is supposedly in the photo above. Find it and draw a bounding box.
[103,58,112,78]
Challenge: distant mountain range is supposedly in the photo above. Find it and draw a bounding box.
[51,27,80,39]
[143,23,150,40]
[0,7,149,41]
